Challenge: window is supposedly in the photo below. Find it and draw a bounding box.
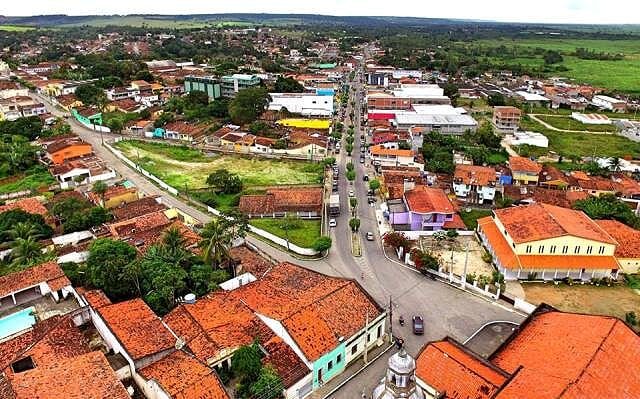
[351,345,358,355]
[574,246,581,254]
[587,246,593,254]
[562,245,569,254]
[377,325,383,338]
[328,361,333,370]
[337,354,342,363]
[11,357,34,373]
[550,245,556,254]
[599,246,606,254]
[526,245,532,254]
[538,245,544,254]
[367,334,371,343]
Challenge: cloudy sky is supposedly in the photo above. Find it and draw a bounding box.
[1,0,638,24]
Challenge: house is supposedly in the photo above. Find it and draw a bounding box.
[87,295,177,371]
[592,94,627,112]
[239,187,323,218]
[415,305,640,399]
[387,186,464,235]
[570,171,619,196]
[595,220,640,274]
[508,156,542,185]
[0,197,49,217]
[0,261,73,310]
[453,165,498,204]
[502,185,589,209]
[44,137,93,165]
[87,184,139,209]
[72,106,103,126]
[207,124,241,146]
[111,196,167,221]
[0,80,28,99]
[381,168,424,200]
[165,262,385,398]
[54,93,83,111]
[370,144,424,169]
[107,98,142,113]
[0,315,130,399]
[571,112,612,125]
[268,93,334,117]
[507,131,549,148]
[50,155,116,189]
[162,121,208,142]
[492,106,521,134]
[477,203,619,281]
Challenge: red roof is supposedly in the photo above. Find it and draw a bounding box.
[97,298,176,360]
[238,187,323,215]
[494,203,616,244]
[509,156,542,174]
[404,186,455,214]
[139,350,229,399]
[0,197,48,216]
[595,220,640,259]
[0,261,70,298]
[454,165,497,186]
[416,338,508,399]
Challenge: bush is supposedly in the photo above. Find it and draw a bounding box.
[383,232,410,250]
[410,248,440,271]
[312,236,332,252]
[626,311,638,326]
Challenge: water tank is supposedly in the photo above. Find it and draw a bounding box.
[184,293,196,304]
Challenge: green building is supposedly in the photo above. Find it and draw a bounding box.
[184,76,222,100]
[220,74,261,98]
[72,107,102,126]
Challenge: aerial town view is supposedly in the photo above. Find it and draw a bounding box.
[1,0,640,398]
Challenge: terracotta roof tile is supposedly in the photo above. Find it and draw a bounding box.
[139,350,229,399]
[404,186,455,214]
[97,298,176,360]
[82,289,112,309]
[444,214,466,230]
[111,196,167,221]
[370,144,414,157]
[0,197,48,216]
[492,310,640,399]
[595,220,640,259]
[416,338,508,399]
[230,245,275,277]
[263,336,310,388]
[509,156,542,174]
[0,261,69,298]
[477,217,519,269]
[454,165,497,186]
[239,187,323,215]
[502,186,589,209]
[87,185,137,204]
[494,203,616,244]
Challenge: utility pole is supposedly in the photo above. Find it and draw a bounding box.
[388,295,393,341]
[363,310,369,364]
[462,241,470,289]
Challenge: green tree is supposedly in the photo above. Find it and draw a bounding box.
[543,50,564,65]
[250,366,284,399]
[92,181,108,204]
[206,169,243,194]
[346,170,356,181]
[274,76,304,93]
[75,84,106,106]
[322,157,336,166]
[232,343,263,383]
[0,210,53,243]
[487,93,506,107]
[140,247,188,315]
[9,237,44,268]
[105,118,124,133]
[185,90,210,107]
[369,179,381,193]
[349,217,361,232]
[228,87,270,125]
[312,236,332,252]
[573,194,640,228]
[87,239,137,300]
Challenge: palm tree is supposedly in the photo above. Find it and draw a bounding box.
[10,237,43,267]
[3,222,41,250]
[609,157,622,173]
[199,219,233,269]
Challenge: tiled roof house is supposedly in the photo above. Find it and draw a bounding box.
[388,186,465,233]
[238,187,323,217]
[0,261,73,309]
[453,165,498,204]
[595,219,640,274]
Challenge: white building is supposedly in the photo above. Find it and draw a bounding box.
[394,105,478,135]
[592,95,627,112]
[268,93,334,117]
[508,131,549,148]
[571,112,612,125]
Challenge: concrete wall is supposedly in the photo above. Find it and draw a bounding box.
[343,313,386,365]
[312,343,345,388]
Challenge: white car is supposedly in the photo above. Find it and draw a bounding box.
[349,190,355,197]
[329,219,337,228]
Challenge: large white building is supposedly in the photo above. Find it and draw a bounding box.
[394,105,478,134]
[268,93,334,117]
[592,95,627,112]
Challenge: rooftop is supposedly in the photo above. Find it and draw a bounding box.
[0,261,70,299]
[238,187,323,215]
[404,186,455,215]
[111,196,167,221]
[454,165,497,186]
[509,156,542,174]
[0,197,48,216]
[97,298,176,360]
[595,220,640,259]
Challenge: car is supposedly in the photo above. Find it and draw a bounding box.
[367,196,377,204]
[366,232,374,241]
[349,190,355,197]
[367,189,374,196]
[412,316,424,335]
[359,158,365,164]
[329,219,337,228]
[335,143,341,149]
[363,174,369,181]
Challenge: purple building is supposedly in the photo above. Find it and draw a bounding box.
[388,186,463,232]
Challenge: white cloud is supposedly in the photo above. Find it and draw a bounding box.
[1,0,639,24]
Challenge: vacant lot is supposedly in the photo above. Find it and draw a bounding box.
[0,25,35,32]
[535,115,616,133]
[523,283,640,322]
[249,219,321,248]
[0,168,55,194]
[115,140,324,189]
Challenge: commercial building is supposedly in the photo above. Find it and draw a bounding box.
[268,93,334,117]
[492,106,522,134]
[183,75,222,100]
[394,106,478,135]
[477,203,620,281]
[592,94,627,112]
[221,74,261,98]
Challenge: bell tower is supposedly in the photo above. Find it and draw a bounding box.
[372,347,425,399]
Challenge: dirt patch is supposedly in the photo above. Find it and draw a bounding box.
[422,236,495,278]
[523,283,640,322]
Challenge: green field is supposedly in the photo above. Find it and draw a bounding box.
[61,16,210,29]
[477,38,640,93]
[520,117,640,158]
[0,168,55,194]
[249,218,321,248]
[0,25,35,32]
[535,115,616,132]
[114,140,324,189]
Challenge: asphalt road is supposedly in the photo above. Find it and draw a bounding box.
[34,71,525,396]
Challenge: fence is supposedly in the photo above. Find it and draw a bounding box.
[106,141,318,256]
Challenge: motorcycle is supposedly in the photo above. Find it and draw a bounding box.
[399,316,405,326]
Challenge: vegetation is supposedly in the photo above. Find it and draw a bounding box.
[573,194,640,229]
[206,169,244,195]
[312,236,332,252]
[273,76,304,93]
[0,166,55,194]
[50,196,112,233]
[383,231,410,250]
[228,87,270,125]
[349,217,361,232]
[200,212,249,269]
[249,218,321,248]
[410,248,440,272]
[459,209,493,230]
[535,115,616,133]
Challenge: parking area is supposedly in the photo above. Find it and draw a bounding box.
[420,235,495,277]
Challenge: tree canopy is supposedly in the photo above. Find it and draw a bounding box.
[273,76,304,93]
[228,87,270,125]
[573,194,640,229]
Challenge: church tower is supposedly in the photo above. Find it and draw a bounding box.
[372,348,425,399]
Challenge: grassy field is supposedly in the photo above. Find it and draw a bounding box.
[0,168,55,194]
[459,209,493,230]
[249,218,321,248]
[0,25,35,32]
[535,115,617,132]
[523,283,640,324]
[520,117,640,158]
[61,16,210,29]
[115,140,324,189]
[477,38,640,92]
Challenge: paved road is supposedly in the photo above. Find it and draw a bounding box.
[35,75,525,396]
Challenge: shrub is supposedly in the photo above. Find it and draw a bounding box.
[383,232,410,250]
[626,311,638,326]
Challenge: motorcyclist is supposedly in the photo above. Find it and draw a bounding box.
[399,315,405,325]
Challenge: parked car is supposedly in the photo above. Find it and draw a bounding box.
[363,174,369,181]
[359,158,365,164]
[329,219,337,228]
[366,232,374,241]
[367,189,374,196]
[412,316,424,335]
[349,190,355,197]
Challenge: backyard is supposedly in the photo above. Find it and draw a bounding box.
[522,283,640,324]
[459,209,493,230]
[114,140,324,190]
[249,218,321,248]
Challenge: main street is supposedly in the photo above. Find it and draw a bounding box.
[35,69,524,396]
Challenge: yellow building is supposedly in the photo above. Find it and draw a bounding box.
[509,156,542,185]
[89,186,139,209]
[595,220,640,274]
[478,203,619,281]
